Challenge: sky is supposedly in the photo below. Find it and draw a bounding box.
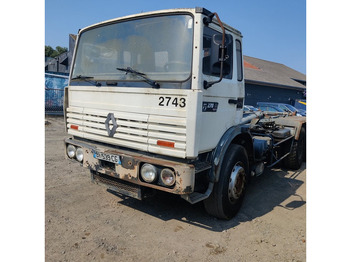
[45,0,306,74]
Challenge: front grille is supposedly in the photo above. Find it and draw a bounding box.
[66,107,187,158]
[91,171,142,199]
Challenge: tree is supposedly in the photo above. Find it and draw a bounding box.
[45,45,68,58]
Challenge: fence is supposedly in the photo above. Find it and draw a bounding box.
[45,72,69,115]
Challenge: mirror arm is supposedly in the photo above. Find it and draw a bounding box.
[204,12,226,89]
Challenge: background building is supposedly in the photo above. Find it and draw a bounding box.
[243,56,306,106]
[45,34,76,73]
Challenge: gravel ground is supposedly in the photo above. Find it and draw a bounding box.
[45,115,306,262]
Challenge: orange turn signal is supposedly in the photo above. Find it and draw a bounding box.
[71,124,79,130]
[157,140,175,148]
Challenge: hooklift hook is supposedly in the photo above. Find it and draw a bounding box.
[203,12,226,89]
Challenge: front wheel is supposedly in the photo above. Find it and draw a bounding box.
[204,144,249,220]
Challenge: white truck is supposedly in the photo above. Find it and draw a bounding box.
[64,7,306,220]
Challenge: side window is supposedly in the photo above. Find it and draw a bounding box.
[202,27,233,79]
[235,40,243,81]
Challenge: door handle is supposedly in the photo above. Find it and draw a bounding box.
[228,97,244,108]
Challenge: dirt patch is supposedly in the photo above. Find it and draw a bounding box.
[45,116,306,261]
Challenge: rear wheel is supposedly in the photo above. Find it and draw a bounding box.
[204,144,249,220]
[283,127,306,170]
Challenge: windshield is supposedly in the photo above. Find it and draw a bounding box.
[284,104,297,112]
[71,14,194,85]
[278,104,292,112]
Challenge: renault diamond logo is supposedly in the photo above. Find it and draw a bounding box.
[105,113,117,137]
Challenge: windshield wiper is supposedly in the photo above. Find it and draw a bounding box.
[71,75,101,87]
[117,67,160,89]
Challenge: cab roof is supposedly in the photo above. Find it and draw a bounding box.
[79,7,242,37]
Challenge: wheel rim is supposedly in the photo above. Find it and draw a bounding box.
[228,163,246,203]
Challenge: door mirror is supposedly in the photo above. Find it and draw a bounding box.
[209,34,233,77]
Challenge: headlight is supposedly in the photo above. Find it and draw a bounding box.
[160,168,175,186]
[76,147,84,162]
[140,164,157,183]
[67,144,76,158]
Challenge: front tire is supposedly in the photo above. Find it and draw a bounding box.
[204,144,249,220]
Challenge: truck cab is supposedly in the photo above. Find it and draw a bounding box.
[64,7,306,220]
[66,8,244,158]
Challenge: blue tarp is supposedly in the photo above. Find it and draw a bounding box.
[45,72,69,114]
